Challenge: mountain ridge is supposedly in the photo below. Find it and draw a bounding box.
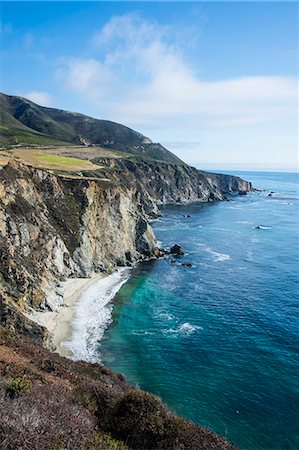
[0,93,184,165]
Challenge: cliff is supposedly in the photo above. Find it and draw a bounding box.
[0,160,157,312]
[93,158,252,205]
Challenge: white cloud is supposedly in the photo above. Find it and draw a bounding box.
[24,91,54,107]
[57,58,114,97]
[58,13,298,129]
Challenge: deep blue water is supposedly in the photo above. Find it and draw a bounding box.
[100,171,299,450]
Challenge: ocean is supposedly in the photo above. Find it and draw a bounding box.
[67,171,299,450]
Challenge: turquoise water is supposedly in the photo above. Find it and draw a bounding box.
[100,172,299,450]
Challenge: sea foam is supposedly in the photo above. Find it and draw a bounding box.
[164,322,202,336]
[62,268,130,361]
[198,243,231,262]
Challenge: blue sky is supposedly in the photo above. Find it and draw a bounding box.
[1,1,298,171]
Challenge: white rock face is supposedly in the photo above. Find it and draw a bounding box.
[141,137,153,144]
[0,161,157,311]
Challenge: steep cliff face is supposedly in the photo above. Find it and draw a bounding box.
[92,158,252,206]
[0,161,157,312]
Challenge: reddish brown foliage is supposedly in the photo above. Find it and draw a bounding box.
[0,328,237,450]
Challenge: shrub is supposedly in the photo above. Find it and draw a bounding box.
[94,432,129,449]
[4,375,31,399]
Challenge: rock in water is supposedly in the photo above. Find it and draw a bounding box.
[153,248,166,258]
[182,262,193,268]
[170,244,185,256]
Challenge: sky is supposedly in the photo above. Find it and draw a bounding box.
[0,1,298,171]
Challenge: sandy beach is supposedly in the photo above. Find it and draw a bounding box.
[29,273,106,357]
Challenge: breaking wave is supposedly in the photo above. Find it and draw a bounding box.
[163,322,202,336]
[62,268,131,362]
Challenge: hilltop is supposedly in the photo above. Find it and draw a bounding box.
[0,93,183,165]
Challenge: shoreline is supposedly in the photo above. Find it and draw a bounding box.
[29,273,106,357]
[62,268,131,361]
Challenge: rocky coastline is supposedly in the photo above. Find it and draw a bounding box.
[0,157,251,449]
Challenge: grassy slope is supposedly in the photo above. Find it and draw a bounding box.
[0,102,68,146]
[0,93,184,165]
[11,149,103,171]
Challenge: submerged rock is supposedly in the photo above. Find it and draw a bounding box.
[182,262,193,268]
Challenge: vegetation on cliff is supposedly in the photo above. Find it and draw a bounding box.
[0,324,236,450]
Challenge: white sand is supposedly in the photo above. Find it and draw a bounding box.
[29,273,106,358]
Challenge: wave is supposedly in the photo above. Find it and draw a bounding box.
[163,322,202,336]
[157,312,175,321]
[129,330,154,336]
[62,268,131,362]
[267,196,299,201]
[209,226,241,234]
[198,243,231,262]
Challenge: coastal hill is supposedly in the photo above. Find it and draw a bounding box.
[0,93,251,449]
[0,92,183,165]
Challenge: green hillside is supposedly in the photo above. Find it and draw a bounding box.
[0,93,183,165]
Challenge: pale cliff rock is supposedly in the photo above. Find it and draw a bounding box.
[0,161,157,311]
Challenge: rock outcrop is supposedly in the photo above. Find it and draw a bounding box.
[170,244,185,256]
[92,158,252,206]
[0,161,157,312]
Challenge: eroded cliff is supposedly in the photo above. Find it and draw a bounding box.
[86,158,252,205]
[0,161,157,312]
